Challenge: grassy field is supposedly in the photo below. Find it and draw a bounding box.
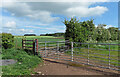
[14,36,65,49]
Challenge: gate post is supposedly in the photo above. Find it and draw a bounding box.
[45,41,47,57]
[35,39,38,53]
[71,42,73,61]
[57,42,59,60]
[88,43,90,65]
[22,39,25,49]
[22,39,23,49]
[36,39,38,53]
[108,44,111,69]
[33,40,35,55]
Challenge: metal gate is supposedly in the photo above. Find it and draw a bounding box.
[38,41,120,72]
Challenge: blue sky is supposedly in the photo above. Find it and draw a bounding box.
[0,1,119,35]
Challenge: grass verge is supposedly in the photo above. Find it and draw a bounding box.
[2,48,42,75]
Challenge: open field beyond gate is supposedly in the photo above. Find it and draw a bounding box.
[14,36,119,74]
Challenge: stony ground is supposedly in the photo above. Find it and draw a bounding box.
[0,59,17,66]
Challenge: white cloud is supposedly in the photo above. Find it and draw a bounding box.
[38,23,48,26]
[3,28,34,35]
[44,27,65,32]
[19,29,25,32]
[27,11,59,23]
[95,25,98,28]
[19,29,34,33]
[25,26,41,29]
[2,0,119,2]
[95,24,114,29]
[66,6,108,17]
[4,21,16,28]
[0,15,2,29]
[1,1,112,35]
[25,25,65,33]
[2,2,108,23]
[104,25,113,29]
[0,0,2,7]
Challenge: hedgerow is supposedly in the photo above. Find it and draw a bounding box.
[2,33,14,49]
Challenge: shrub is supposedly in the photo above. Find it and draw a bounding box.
[2,33,14,49]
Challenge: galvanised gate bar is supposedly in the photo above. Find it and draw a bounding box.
[38,41,120,72]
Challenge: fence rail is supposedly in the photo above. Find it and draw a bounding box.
[22,39,38,55]
[38,41,120,71]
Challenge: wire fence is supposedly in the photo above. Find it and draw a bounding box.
[38,41,120,71]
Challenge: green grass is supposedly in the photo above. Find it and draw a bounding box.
[15,36,64,38]
[0,54,2,59]
[65,43,119,67]
[75,48,118,65]
[2,48,42,75]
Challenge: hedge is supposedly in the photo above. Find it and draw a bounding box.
[2,33,14,49]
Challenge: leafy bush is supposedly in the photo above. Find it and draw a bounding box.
[2,33,14,49]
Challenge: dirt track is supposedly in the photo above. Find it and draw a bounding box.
[34,49,119,75]
[33,61,100,75]
[33,58,119,75]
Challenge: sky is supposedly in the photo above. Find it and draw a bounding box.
[0,0,119,35]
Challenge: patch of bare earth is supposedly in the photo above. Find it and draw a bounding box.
[34,50,119,75]
[33,59,118,75]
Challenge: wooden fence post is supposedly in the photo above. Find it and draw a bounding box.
[22,39,23,49]
[22,39,25,49]
[35,39,38,53]
[33,40,35,55]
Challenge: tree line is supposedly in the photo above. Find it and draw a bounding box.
[40,33,65,37]
[64,17,119,43]
[24,34,36,36]
[23,33,64,37]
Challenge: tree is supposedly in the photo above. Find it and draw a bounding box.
[94,24,113,42]
[108,27,118,41]
[64,17,89,44]
[64,17,119,44]
[81,19,95,41]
